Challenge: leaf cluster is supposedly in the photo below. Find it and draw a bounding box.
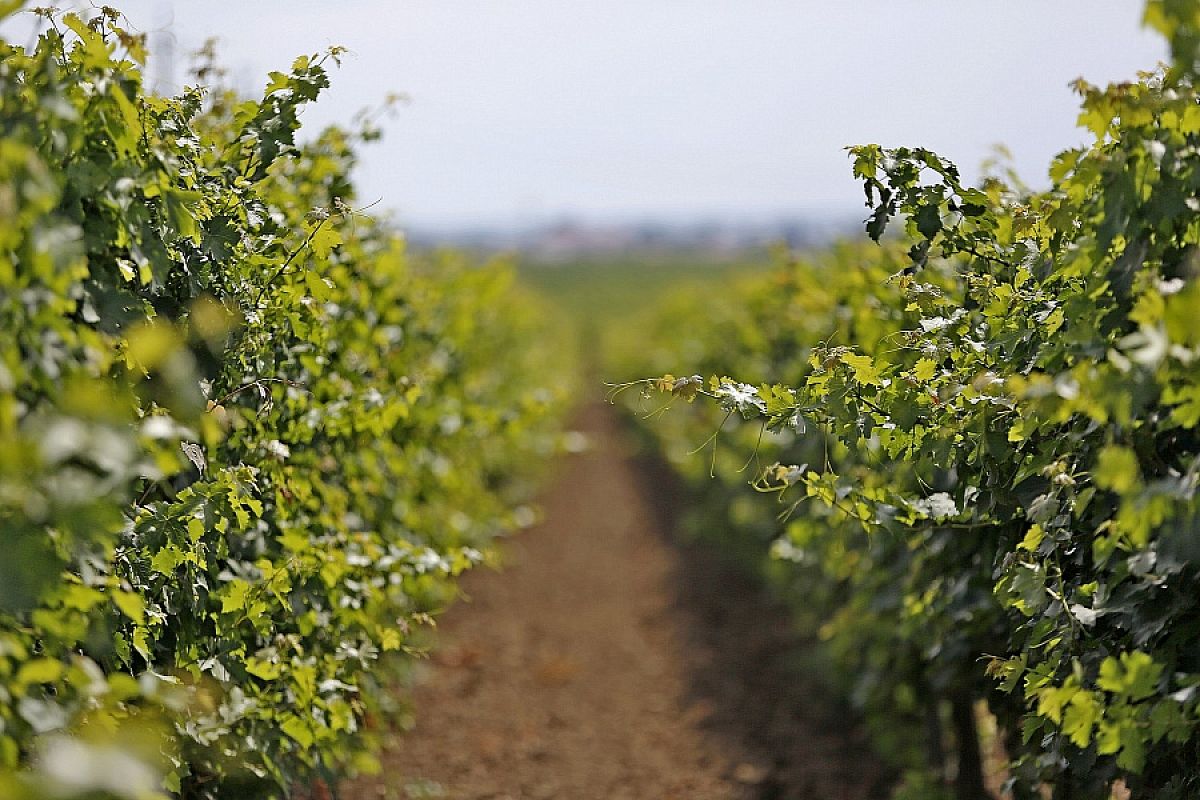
[0,5,569,798]
[620,5,1200,797]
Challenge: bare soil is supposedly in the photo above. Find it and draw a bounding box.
[344,404,892,800]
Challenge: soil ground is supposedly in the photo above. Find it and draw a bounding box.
[344,404,892,800]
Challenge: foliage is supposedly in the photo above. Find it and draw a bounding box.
[0,5,567,798]
[621,4,1200,797]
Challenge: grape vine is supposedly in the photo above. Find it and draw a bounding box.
[0,6,569,798]
[622,3,1200,797]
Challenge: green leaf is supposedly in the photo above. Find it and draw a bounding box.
[912,358,937,382]
[1164,280,1200,346]
[112,591,145,625]
[310,224,343,259]
[150,545,188,575]
[1017,524,1045,553]
[60,584,106,612]
[16,658,63,686]
[280,716,314,749]
[759,384,797,415]
[1036,684,1077,725]
[220,580,252,614]
[245,658,282,681]
[1062,692,1100,747]
[841,352,881,386]
[61,13,93,42]
[107,83,143,155]
[305,270,332,301]
[914,202,943,239]
[163,188,203,243]
[1093,446,1141,494]
[1097,651,1163,701]
[1115,723,1147,772]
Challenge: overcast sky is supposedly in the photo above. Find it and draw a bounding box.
[4,2,1168,229]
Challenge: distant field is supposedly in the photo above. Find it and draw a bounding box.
[517,252,774,379]
[518,251,772,325]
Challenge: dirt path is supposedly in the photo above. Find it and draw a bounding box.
[346,404,890,800]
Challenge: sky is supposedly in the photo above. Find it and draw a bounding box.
[3,2,1169,230]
